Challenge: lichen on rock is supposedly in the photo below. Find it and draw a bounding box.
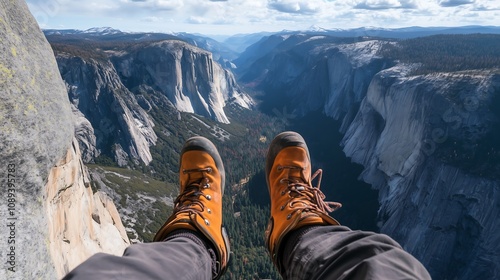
[0,1,130,278]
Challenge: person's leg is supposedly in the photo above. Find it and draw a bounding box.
[265,131,430,280]
[63,136,230,280]
[281,225,431,279]
[63,231,213,280]
[153,136,230,279]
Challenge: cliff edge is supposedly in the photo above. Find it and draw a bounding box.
[0,0,129,278]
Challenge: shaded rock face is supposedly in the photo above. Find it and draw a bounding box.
[342,69,500,279]
[0,1,130,278]
[113,40,253,124]
[46,139,130,277]
[56,54,158,166]
[72,105,99,163]
[288,40,391,129]
[236,35,390,129]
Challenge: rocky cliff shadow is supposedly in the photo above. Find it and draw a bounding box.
[247,111,379,232]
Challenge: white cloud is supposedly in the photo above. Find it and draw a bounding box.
[25,0,500,35]
[352,0,418,10]
[471,0,500,10]
[439,0,475,7]
[155,0,183,10]
[268,0,322,14]
[142,16,163,22]
[186,16,208,24]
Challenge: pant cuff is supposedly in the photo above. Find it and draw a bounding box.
[163,229,218,277]
[280,226,322,271]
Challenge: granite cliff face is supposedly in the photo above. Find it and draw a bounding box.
[239,33,500,279]
[0,1,129,278]
[235,34,390,130]
[46,139,130,276]
[112,40,253,123]
[50,37,253,165]
[57,54,158,166]
[342,69,500,279]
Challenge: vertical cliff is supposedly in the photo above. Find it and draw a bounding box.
[0,1,129,278]
[238,33,500,279]
[50,37,253,165]
[0,1,72,278]
[46,139,130,276]
[113,40,253,124]
[236,35,390,129]
[56,54,158,166]
[342,68,500,279]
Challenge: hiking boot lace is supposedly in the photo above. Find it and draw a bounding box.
[174,167,213,225]
[278,165,342,219]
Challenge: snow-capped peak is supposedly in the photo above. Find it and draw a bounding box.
[307,25,329,32]
[82,27,123,35]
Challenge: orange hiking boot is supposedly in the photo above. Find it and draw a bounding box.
[265,131,342,271]
[154,136,230,279]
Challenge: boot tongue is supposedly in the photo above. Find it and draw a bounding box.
[181,169,207,192]
[286,168,309,186]
[187,173,205,184]
[177,185,204,211]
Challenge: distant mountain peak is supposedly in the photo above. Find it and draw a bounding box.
[307,25,329,32]
[43,27,125,36]
[82,27,123,35]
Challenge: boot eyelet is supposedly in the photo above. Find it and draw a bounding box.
[206,167,212,173]
[277,165,283,171]
[207,208,212,214]
[206,195,212,200]
[280,190,286,196]
[280,205,285,211]
[204,219,210,225]
[204,183,210,189]
[286,214,292,220]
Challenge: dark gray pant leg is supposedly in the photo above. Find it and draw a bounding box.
[63,236,212,280]
[282,226,431,280]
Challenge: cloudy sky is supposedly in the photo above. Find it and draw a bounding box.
[26,0,499,35]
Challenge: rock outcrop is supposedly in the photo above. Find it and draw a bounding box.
[57,54,158,166]
[73,105,99,163]
[113,40,253,124]
[46,139,130,276]
[342,69,500,279]
[0,1,130,278]
[0,1,73,278]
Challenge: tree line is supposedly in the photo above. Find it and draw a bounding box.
[379,34,500,74]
